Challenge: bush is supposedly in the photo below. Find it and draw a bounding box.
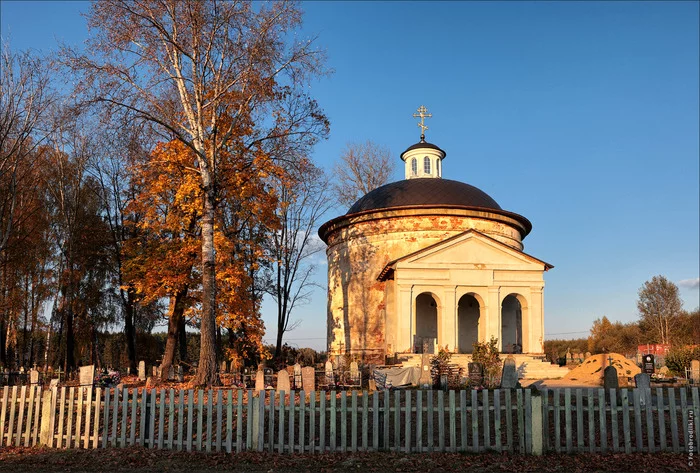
[430,346,463,389]
[472,337,502,388]
[665,346,700,376]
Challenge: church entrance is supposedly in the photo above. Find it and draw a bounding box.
[501,294,523,353]
[415,293,438,353]
[457,294,480,353]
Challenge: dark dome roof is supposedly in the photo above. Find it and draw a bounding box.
[400,141,446,160]
[347,178,502,214]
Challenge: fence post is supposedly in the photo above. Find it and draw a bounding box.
[530,394,543,455]
[39,389,53,446]
[251,395,260,451]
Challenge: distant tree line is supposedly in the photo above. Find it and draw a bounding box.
[545,275,699,367]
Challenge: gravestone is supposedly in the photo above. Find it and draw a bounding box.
[168,365,174,380]
[79,365,95,386]
[49,378,59,388]
[642,354,655,374]
[468,362,484,387]
[277,370,291,393]
[691,360,700,385]
[176,365,184,383]
[301,366,315,392]
[323,360,334,387]
[152,366,157,377]
[603,365,619,390]
[293,363,303,389]
[29,369,39,385]
[634,372,652,406]
[500,356,519,389]
[350,361,359,377]
[138,361,146,381]
[634,372,651,389]
[220,360,227,374]
[254,370,265,392]
[419,353,432,386]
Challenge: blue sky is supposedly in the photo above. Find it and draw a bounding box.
[2,1,698,350]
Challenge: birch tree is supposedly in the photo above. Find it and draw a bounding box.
[637,275,683,345]
[66,0,328,385]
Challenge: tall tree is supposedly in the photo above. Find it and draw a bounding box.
[68,0,329,385]
[637,275,683,345]
[268,160,330,359]
[332,140,395,210]
[0,46,54,255]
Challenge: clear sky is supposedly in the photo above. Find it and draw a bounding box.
[2,1,698,350]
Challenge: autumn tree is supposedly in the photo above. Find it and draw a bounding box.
[124,140,201,381]
[637,275,683,345]
[68,0,329,385]
[268,160,330,359]
[42,110,114,372]
[332,140,395,210]
[92,120,160,374]
[587,316,642,355]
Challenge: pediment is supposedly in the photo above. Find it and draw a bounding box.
[378,230,552,280]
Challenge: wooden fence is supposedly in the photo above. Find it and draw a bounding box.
[1,386,699,454]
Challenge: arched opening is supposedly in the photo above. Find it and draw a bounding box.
[423,156,431,174]
[411,157,417,175]
[501,294,523,353]
[457,294,480,353]
[415,292,438,353]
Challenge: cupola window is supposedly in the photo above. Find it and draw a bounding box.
[424,156,431,174]
[411,158,417,175]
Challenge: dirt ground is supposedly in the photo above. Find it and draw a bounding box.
[0,447,695,473]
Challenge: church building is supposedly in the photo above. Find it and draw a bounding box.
[319,107,552,363]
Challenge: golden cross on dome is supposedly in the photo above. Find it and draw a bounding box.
[413,105,432,141]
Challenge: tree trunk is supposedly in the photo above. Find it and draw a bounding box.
[65,304,75,373]
[160,286,188,382]
[178,314,187,364]
[193,186,219,386]
[123,287,137,375]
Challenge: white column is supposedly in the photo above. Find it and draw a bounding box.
[398,285,414,353]
[487,286,501,348]
[441,287,457,352]
[529,286,544,354]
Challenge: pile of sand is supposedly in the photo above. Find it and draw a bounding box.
[564,353,640,384]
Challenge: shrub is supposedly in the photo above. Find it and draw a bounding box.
[472,336,502,388]
[665,346,700,376]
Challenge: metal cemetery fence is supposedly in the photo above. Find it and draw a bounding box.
[1,386,699,454]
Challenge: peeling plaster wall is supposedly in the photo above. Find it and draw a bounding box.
[324,209,525,363]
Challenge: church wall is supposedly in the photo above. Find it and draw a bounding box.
[325,210,527,362]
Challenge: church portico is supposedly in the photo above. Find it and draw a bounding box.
[319,107,552,363]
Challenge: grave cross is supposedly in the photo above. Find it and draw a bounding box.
[607,355,614,366]
[412,105,432,141]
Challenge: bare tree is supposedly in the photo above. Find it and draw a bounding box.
[65,1,328,385]
[637,275,683,345]
[332,140,396,210]
[269,160,330,359]
[0,45,54,256]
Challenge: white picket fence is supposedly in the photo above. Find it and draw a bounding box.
[1,385,698,454]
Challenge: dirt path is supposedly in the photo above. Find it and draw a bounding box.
[0,447,693,472]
